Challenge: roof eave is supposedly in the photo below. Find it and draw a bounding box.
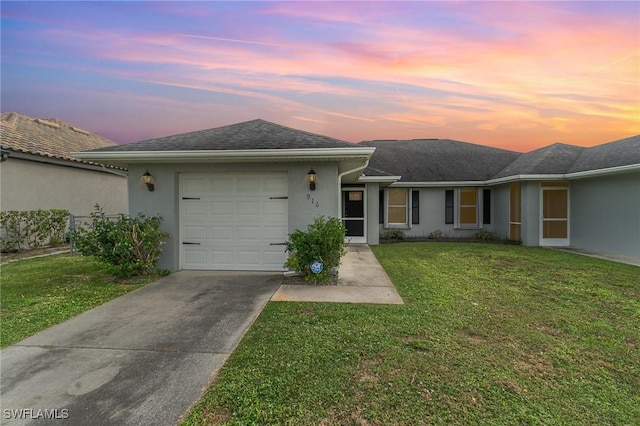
[72,148,376,165]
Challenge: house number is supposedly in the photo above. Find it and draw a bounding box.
[306,193,320,208]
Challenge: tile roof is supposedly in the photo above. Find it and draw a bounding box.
[0,112,120,168]
[87,119,357,152]
[360,139,520,182]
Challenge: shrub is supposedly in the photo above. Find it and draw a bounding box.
[474,229,496,241]
[0,209,69,252]
[284,216,346,283]
[73,206,169,277]
[380,229,406,241]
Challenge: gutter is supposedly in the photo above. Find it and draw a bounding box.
[72,147,376,164]
[337,159,370,219]
[391,164,640,187]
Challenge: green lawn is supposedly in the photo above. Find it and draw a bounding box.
[0,255,156,347]
[184,243,640,425]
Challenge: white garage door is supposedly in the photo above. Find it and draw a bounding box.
[180,172,288,271]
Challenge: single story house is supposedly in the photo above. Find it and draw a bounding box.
[74,119,640,272]
[0,112,128,215]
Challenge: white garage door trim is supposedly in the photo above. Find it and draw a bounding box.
[180,172,288,271]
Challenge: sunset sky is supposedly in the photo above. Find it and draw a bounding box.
[1,1,638,152]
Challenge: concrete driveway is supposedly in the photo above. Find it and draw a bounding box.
[0,271,282,425]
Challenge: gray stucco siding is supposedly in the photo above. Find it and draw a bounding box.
[490,184,511,241]
[378,187,493,240]
[570,172,640,257]
[127,162,340,272]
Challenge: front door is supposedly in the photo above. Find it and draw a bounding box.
[342,189,366,243]
[540,182,569,246]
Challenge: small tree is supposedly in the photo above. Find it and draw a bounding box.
[284,216,346,283]
[74,206,169,277]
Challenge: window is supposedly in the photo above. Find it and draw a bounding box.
[411,190,420,225]
[483,189,491,225]
[379,190,384,224]
[387,188,408,225]
[445,190,454,224]
[509,182,521,241]
[459,188,478,227]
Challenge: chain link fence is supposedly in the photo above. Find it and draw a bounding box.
[68,213,120,255]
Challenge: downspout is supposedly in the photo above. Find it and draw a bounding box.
[337,159,370,219]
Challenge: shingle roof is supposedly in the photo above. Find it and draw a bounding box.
[492,143,584,179]
[360,139,520,182]
[0,112,119,167]
[87,119,357,152]
[568,134,640,173]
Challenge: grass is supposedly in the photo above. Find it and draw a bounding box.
[184,243,640,425]
[1,254,157,347]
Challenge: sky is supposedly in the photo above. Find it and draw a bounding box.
[1,1,639,152]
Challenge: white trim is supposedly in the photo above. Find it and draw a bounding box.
[391,181,487,187]
[385,164,640,187]
[565,163,640,179]
[358,175,401,183]
[72,147,375,164]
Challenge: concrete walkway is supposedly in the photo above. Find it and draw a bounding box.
[0,271,281,426]
[554,247,640,267]
[271,245,404,304]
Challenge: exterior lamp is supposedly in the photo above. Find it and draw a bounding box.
[142,170,155,192]
[307,169,317,191]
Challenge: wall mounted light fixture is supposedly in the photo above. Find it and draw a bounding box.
[307,169,317,191]
[142,170,155,191]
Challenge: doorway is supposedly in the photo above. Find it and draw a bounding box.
[342,189,366,243]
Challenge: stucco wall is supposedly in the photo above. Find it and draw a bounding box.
[519,181,541,246]
[570,172,640,257]
[490,183,511,240]
[365,183,380,245]
[127,162,340,271]
[0,158,127,215]
[379,187,491,240]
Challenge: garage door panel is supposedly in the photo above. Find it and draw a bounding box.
[182,177,208,195]
[181,172,288,271]
[210,226,233,240]
[184,202,207,216]
[210,251,233,267]
[238,226,261,240]
[183,249,207,268]
[264,200,287,215]
[184,226,207,241]
[264,225,287,240]
[210,201,234,215]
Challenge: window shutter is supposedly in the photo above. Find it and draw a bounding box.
[483,189,491,225]
[411,190,420,224]
[379,190,384,224]
[445,190,454,224]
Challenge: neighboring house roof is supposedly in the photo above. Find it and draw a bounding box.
[88,119,357,152]
[360,139,520,182]
[0,112,123,169]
